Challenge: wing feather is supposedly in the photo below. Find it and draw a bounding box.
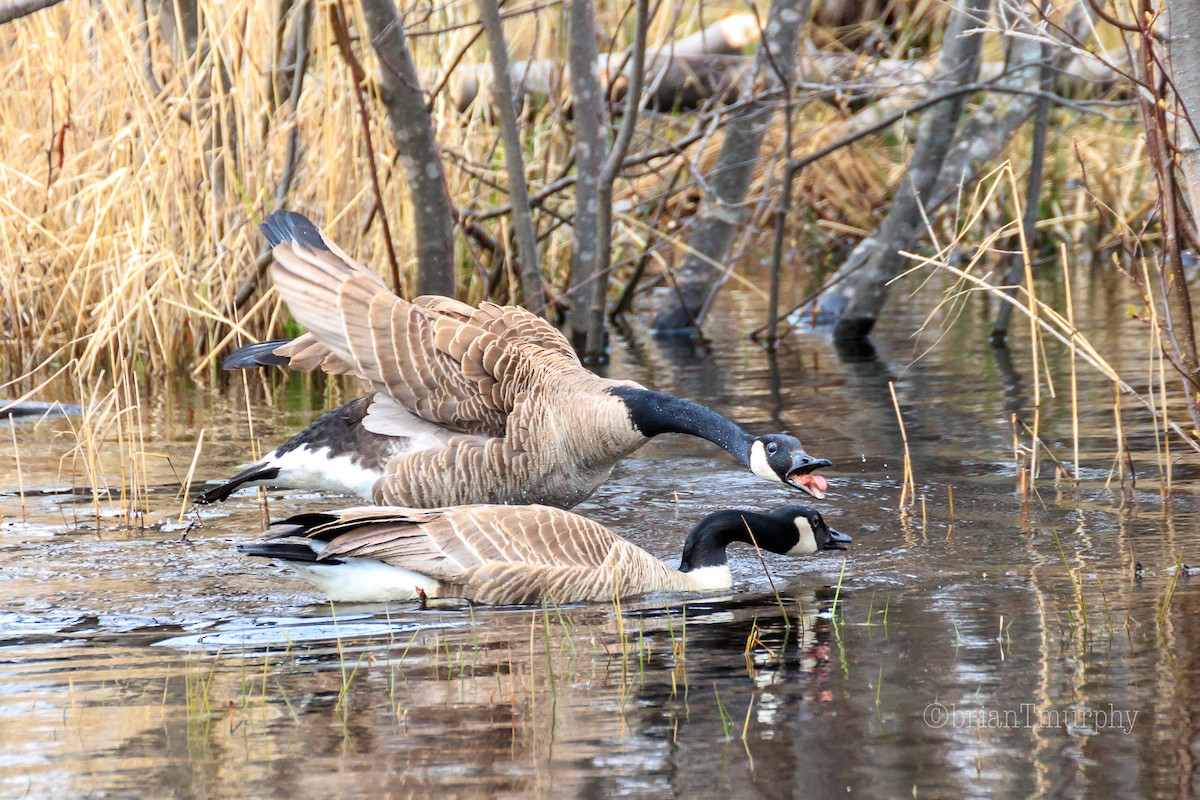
[262,212,583,438]
[269,504,685,603]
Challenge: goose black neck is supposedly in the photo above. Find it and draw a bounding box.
[678,511,790,572]
[612,387,753,467]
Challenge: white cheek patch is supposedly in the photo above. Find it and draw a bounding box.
[749,441,783,483]
[787,517,818,555]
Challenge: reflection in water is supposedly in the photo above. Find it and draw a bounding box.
[2,265,1200,798]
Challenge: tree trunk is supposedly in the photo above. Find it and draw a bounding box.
[824,0,991,341]
[652,0,813,332]
[477,0,545,311]
[990,40,1053,343]
[360,0,457,297]
[584,0,650,358]
[1169,0,1200,220]
[566,0,606,347]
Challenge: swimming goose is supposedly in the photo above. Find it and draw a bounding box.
[198,211,831,508]
[237,504,851,604]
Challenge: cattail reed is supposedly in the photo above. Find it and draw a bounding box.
[888,380,915,507]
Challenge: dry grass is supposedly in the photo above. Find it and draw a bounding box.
[909,158,1198,495]
[0,0,973,385]
[0,0,1159,511]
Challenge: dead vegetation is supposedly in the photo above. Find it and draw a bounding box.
[1,0,1194,506]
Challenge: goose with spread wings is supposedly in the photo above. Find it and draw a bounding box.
[198,212,831,509]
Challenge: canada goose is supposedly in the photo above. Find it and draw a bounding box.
[237,504,852,604]
[198,211,831,508]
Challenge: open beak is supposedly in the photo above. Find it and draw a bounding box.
[821,526,852,551]
[785,455,833,499]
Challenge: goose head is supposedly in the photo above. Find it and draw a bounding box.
[768,506,852,554]
[748,434,833,499]
[610,388,833,498]
[678,506,851,574]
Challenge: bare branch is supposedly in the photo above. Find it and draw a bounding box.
[477,0,546,310]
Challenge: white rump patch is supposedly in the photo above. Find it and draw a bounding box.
[749,441,783,483]
[787,516,818,555]
[362,393,453,451]
[265,445,381,499]
[285,540,441,602]
[288,559,441,602]
[682,564,734,591]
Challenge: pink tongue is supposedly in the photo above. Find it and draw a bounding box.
[798,473,828,492]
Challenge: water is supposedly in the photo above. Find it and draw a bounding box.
[2,265,1199,798]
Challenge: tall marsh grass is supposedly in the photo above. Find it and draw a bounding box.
[0,0,1159,515]
[0,0,1033,383]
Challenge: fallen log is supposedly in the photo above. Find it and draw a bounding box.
[441,14,761,111]
[442,21,1127,115]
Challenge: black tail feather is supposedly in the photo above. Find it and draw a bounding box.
[194,465,282,505]
[281,511,342,528]
[238,541,343,565]
[260,211,329,251]
[221,340,296,369]
[263,512,349,543]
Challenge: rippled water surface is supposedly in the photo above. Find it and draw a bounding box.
[4,266,1200,799]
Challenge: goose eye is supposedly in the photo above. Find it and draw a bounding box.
[766,443,778,455]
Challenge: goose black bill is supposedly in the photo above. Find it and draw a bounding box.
[786,456,833,500]
[821,527,852,551]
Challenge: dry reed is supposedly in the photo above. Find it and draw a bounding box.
[0,0,1164,519]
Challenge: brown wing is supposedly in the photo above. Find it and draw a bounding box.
[264,216,579,437]
[288,504,681,604]
[274,297,577,376]
[317,505,620,575]
[414,297,580,366]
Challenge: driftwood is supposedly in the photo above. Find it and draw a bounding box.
[444,20,1124,117]
[0,0,65,25]
[0,400,85,419]
[444,14,761,112]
